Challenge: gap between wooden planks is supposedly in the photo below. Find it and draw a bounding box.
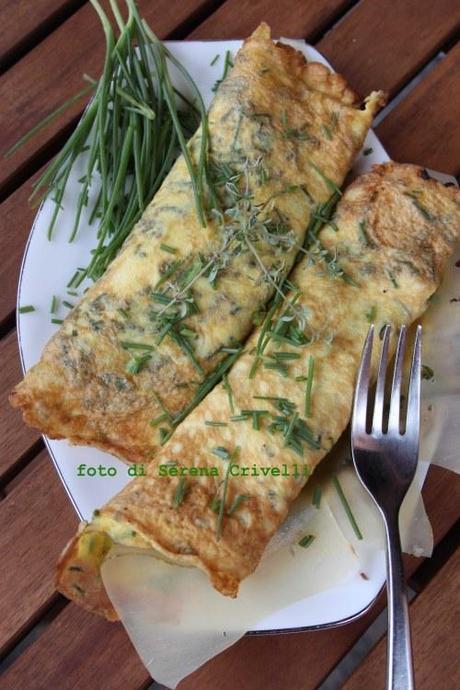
[0,0,87,74]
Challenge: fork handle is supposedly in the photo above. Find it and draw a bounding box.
[384,513,415,690]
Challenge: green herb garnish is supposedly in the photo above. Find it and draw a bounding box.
[215,446,239,540]
[227,494,249,515]
[304,355,315,417]
[9,0,212,286]
[298,534,315,548]
[212,50,233,92]
[421,364,434,381]
[222,373,235,413]
[50,295,59,314]
[365,305,377,323]
[332,475,363,540]
[19,305,36,314]
[172,476,187,508]
[312,485,321,509]
[160,243,178,254]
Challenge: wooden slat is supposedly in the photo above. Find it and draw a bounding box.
[178,465,460,690]
[0,0,214,196]
[0,170,41,330]
[344,548,460,690]
[0,604,150,690]
[377,43,460,176]
[317,0,460,99]
[189,0,353,40]
[0,0,85,71]
[0,331,40,483]
[0,450,78,654]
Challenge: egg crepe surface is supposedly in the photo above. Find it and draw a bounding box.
[10,23,383,463]
[56,163,460,620]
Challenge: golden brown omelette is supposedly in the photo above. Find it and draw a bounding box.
[10,24,383,462]
[56,163,460,620]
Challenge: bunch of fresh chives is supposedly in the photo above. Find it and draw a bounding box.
[8,0,213,285]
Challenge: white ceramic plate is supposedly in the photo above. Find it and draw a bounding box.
[17,39,390,632]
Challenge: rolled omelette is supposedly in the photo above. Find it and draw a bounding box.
[57,163,460,619]
[10,23,383,463]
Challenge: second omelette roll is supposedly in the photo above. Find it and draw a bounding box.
[11,23,383,462]
[56,163,460,619]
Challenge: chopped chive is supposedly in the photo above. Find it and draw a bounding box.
[358,219,371,246]
[363,147,373,156]
[117,307,130,319]
[332,475,363,540]
[216,446,239,540]
[159,427,172,444]
[62,300,74,309]
[210,496,222,513]
[365,305,377,323]
[222,373,235,413]
[19,305,36,314]
[179,327,197,339]
[149,413,168,427]
[66,290,78,297]
[152,387,173,423]
[421,364,434,381]
[298,534,315,548]
[212,50,233,92]
[173,350,241,428]
[50,295,59,314]
[210,54,220,66]
[272,352,301,361]
[227,494,249,515]
[283,411,298,442]
[308,161,342,196]
[211,446,230,460]
[172,477,187,508]
[126,352,151,374]
[51,318,63,324]
[304,355,315,417]
[67,269,84,289]
[205,420,228,427]
[120,341,155,351]
[160,243,177,254]
[312,485,322,509]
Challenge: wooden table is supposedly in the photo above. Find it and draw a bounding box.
[1,1,459,688]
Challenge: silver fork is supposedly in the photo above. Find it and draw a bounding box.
[351,323,421,690]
